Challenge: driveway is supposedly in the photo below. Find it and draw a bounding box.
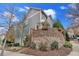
[68,41,79,56]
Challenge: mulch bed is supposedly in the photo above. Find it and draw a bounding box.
[19,47,72,56]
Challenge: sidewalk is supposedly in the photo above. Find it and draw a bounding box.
[68,41,79,56]
[0,50,32,56]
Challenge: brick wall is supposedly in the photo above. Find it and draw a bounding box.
[30,28,65,50]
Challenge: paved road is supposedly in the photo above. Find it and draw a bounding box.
[0,50,31,56]
[68,41,79,56]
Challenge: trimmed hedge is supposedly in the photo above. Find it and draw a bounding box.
[39,43,47,51]
[30,42,36,49]
[14,43,20,46]
[51,41,58,50]
[64,41,72,48]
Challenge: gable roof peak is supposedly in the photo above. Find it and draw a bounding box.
[29,7,42,11]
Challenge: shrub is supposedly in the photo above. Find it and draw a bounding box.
[6,40,13,46]
[53,20,64,29]
[39,43,47,51]
[65,32,70,41]
[30,42,36,49]
[7,43,12,46]
[64,41,72,48]
[24,35,31,47]
[51,41,58,50]
[14,43,20,46]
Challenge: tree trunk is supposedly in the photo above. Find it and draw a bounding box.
[0,39,6,56]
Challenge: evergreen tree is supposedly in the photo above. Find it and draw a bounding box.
[53,20,64,29]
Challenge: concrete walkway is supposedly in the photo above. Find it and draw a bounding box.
[68,41,79,56]
[0,50,32,56]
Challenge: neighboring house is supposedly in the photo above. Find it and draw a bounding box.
[72,26,79,35]
[67,28,75,39]
[67,25,79,39]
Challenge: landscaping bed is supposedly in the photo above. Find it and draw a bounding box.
[19,47,72,56]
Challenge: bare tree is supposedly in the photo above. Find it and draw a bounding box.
[0,6,17,56]
[19,14,29,46]
[66,3,79,27]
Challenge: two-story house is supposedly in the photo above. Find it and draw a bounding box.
[13,7,54,45]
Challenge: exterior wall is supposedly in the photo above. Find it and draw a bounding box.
[28,13,40,29]
[47,16,53,28]
[26,9,40,18]
[25,9,47,31]
[14,24,22,44]
[14,23,30,45]
[41,13,47,22]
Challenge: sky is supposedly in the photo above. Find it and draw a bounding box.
[0,3,73,33]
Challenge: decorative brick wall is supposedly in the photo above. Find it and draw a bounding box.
[30,28,65,50]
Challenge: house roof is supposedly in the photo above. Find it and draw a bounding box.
[67,25,79,35]
[30,7,47,18]
[24,7,48,21]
